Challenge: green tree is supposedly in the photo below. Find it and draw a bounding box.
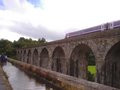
[0,39,13,56]
[0,37,47,59]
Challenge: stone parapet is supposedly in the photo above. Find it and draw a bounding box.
[9,59,120,90]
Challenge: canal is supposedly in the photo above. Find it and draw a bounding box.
[2,62,57,90]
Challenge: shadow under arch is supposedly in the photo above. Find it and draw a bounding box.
[20,50,22,61]
[69,44,96,81]
[23,50,26,62]
[27,50,31,64]
[33,49,38,66]
[103,41,120,89]
[40,48,49,68]
[52,46,66,73]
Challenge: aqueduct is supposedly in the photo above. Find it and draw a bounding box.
[16,28,120,89]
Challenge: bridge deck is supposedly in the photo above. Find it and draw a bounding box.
[19,28,120,49]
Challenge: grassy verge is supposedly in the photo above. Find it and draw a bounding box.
[88,66,96,76]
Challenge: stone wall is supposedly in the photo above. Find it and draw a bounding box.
[9,59,120,90]
[16,28,120,88]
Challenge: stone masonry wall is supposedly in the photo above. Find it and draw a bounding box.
[16,28,120,88]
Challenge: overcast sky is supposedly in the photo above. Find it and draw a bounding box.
[0,0,120,42]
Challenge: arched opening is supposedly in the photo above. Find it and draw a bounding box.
[17,51,20,60]
[20,50,22,61]
[40,48,49,68]
[23,50,26,62]
[27,50,31,64]
[52,46,66,73]
[104,42,120,88]
[33,49,38,66]
[17,51,19,54]
[69,44,96,81]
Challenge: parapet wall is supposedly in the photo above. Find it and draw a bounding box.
[8,59,120,90]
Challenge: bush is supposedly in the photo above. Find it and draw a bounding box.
[87,71,95,82]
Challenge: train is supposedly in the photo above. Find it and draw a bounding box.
[65,20,120,38]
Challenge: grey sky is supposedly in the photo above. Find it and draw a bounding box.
[0,0,120,41]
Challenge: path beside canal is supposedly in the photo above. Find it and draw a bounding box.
[0,65,12,90]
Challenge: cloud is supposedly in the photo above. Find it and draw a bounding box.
[9,21,64,40]
[0,0,120,41]
[0,29,31,42]
[0,18,64,41]
[0,0,64,41]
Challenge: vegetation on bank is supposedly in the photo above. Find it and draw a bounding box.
[0,37,46,59]
[88,66,96,76]
[87,52,96,81]
[88,66,96,81]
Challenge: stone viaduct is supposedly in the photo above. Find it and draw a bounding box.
[16,28,120,89]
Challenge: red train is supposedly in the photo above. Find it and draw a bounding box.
[65,20,120,38]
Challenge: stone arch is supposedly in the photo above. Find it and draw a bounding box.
[103,41,120,88]
[20,50,22,61]
[17,51,19,54]
[52,46,66,73]
[69,44,96,80]
[40,48,49,68]
[17,51,20,60]
[33,49,38,66]
[27,50,31,64]
[23,50,26,62]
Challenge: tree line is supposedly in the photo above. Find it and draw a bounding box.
[0,37,46,59]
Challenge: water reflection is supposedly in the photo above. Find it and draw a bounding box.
[3,62,53,90]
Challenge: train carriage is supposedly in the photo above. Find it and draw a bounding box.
[65,20,120,38]
[113,20,120,28]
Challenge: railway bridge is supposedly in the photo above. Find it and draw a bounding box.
[16,28,120,89]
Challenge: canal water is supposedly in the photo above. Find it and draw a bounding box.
[2,62,54,90]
